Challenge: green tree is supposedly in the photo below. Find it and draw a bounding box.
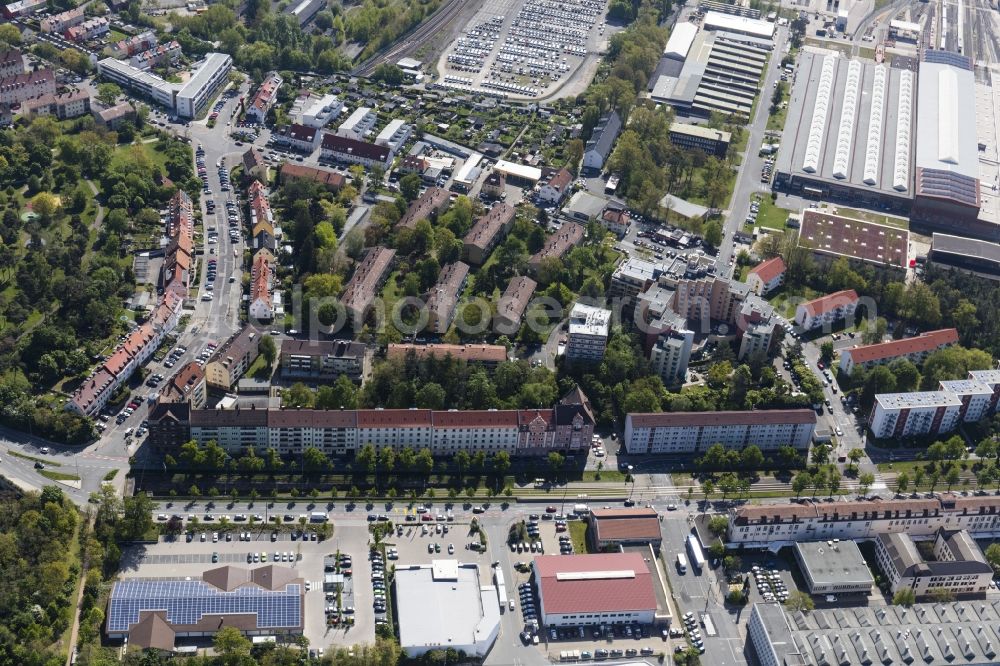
[895,472,910,495]
[703,220,722,247]
[97,82,122,106]
[811,444,830,467]
[400,173,422,201]
[707,516,728,538]
[259,334,276,367]
[213,626,252,661]
[303,447,328,472]
[547,452,565,477]
[847,448,864,472]
[858,472,875,497]
[791,472,812,499]
[785,590,814,612]
[985,543,1000,575]
[892,588,916,606]
[820,342,834,364]
[356,443,377,475]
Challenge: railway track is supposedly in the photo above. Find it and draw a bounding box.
[352,0,471,76]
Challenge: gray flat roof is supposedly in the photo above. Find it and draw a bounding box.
[754,601,1000,665]
[776,51,915,197]
[178,53,230,99]
[931,233,1000,264]
[916,59,978,180]
[794,540,873,587]
[394,561,499,653]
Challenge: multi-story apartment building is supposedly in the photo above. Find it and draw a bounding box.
[624,409,817,455]
[876,529,993,598]
[374,118,412,156]
[341,246,396,326]
[495,276,537,335]
[648,327,694,387]
[65,17,109,42]
[274,123,319,153]
[462,203,515,265]
[151,387,596,457]
[537,168,573,206]
[609,257,661,304]
[396,187,450,230]
[566,303,611,362]
[425,261,470,335]
[41,7,84,33]
[174,53,232,119]
[97,58,175,109]
[839,328,959,374]
[249,253,273,321]
[0,69,55,106]
[320,133,390,168]
[159,361,207,409]
[868,370,1000,439]
[0,49,24,79]
[279,339,369,382]
[300,93,343,128]
[726,494,1000,548]
[277,163,344,192]
[745,256,785,295]
[668,122,731,157]
[336,106,377,140]
[245,72,282,123]
[386,343,508,368]
[22,89,91,119]
[204,325,263,390]
[583,111,622,171]
[794,289,859,330]
[600,207,630,237]
[528,222,584,274]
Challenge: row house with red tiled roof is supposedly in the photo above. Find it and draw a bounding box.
[839,328,959,375]
[0,69,55,106]
[152,387,595,456]
[249,253,273,321]
[68,195,188,417]
[794,289,859,331]
[746,256,785,296]
[727,493,1000,548]
[245,72,282,123]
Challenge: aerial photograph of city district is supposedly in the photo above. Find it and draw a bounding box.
[3,0,1000,664]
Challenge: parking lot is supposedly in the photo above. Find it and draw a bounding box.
[438,0,614,98]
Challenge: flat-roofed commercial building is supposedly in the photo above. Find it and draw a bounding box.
[394,560,500,657]
[535,553,658,627]
[797,209,909,269]
[930,233,1000,275]
[701,11,774,38]
[668,122,731,157]
[726,494,1000,548]
[624,409,817,454]
[589,508,662,550]
[773,52,915,212]
[839,328,958,374]
[876,528,993,598]
[793,540,874,594]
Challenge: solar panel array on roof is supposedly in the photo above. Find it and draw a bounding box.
[107,579,302,632]
[916,168,980,207]
[922,49,973,71]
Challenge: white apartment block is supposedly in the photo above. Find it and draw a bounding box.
[174,53,232,119]
[876,529,994,599]
[794,289,859,330]
[726,494,1000,548]
[374,118,412,155]
[870,371,1000,440]
[649,328,693,387]
[566,303,611,362]
[301,93,343,128]
[838,328,959,375]
[336,106,377,140]
[624,410,817,454]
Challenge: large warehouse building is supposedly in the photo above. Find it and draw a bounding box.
[534,553,658,627]
[773,51,915,212]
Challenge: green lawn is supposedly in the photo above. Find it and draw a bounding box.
[7,449,62,467]
[768,284,822,319]
[829,206,909,230]
[766,100,788,132]
[39,470,80,482]
[244,353,271,380]
[755,197,791,231]
[112,142,170,172]
[568,520,590,554]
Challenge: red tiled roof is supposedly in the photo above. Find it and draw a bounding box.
[530,222,584,267]
[397,187,449,230]
[535,553,657,615]
[590,508,662,543]
[464,203,515,250]
[433,410,520,428]
[628,409,817,428]
[545,168,572,193]
[748,256,786,283]
[356,409,433,428]
[844,328,958,364]
[279,163,345,191]
[800,289,858,316]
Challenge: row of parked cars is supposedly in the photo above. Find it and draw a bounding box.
[371,550,387,616]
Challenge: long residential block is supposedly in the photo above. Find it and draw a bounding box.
[869,369,1000,439]
[624,409,817,454]
[150,388,595,457]
[728,494,1000,548]
[495,276,537,335]
[280,339,369,382]
[425,261,469,335]
[463,203,515,265]
[839,328,959,374]
[0,69,55,106]
[341,246,396,326]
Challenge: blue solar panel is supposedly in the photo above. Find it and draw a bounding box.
[107,579,302,632]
